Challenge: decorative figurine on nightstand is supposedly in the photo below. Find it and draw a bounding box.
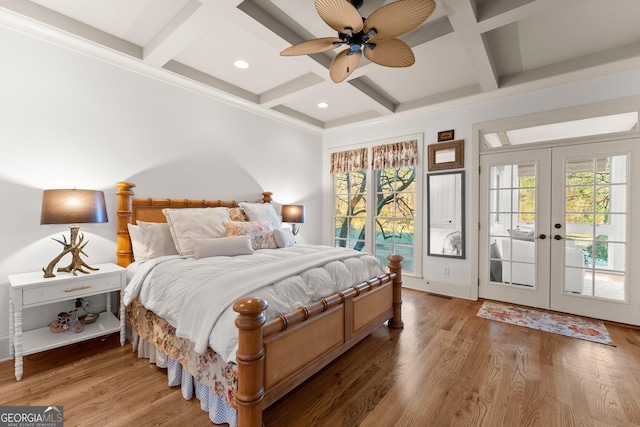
[40,189,108,278]
[49,312,71,333]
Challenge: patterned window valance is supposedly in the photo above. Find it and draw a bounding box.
[330,148,368,174]
[372,140,418,170]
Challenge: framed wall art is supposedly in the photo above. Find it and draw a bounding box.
[437,129,454,142]
[427,139,464,171]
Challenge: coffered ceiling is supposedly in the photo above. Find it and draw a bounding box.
[2,0,640,131]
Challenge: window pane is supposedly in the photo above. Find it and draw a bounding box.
[335,171,367,194]
[377,194,395,217]
[395,167,416,191]
[394,192,415,218]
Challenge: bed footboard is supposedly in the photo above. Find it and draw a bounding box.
[233,255,403,427]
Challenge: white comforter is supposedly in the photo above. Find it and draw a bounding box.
[123,245,385,362]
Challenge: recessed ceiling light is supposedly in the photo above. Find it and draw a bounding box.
[317,102,329,108]
[234,60,249,69]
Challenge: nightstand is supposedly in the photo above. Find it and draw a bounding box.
[8,263,126,381]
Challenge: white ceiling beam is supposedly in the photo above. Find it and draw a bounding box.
[164,60,258,103]
[260,73,325,108]
[0,0,140,57]
[476,0,574,33]
[270,105,324,128]
[500,41,640,89]
[142,0,217,67]
[442,0,498,92]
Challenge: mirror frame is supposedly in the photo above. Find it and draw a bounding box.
[427,171,465,259]
[428,139,464,171]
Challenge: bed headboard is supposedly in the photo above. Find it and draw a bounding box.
[115,182,273,268]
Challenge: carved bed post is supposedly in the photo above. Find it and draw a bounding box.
[261,191,273,203]
[234,297,268,427]
[387,254,404,329]
[115,182,135,268]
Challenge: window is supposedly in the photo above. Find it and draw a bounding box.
[331,138,420,274]
[483,112,638,148]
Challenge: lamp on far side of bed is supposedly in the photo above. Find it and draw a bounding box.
[40,189,108,278]
[281,204,306,235]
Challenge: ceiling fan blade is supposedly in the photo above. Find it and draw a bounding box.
[280,37,343,56]
[364,0,436,40]
[329,49,362,82]
[364,38,415,67]
[316,0,364,34]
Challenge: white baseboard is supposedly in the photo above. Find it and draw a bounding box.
[405,276,476,300]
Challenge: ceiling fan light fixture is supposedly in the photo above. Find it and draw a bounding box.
[281,0,436,82]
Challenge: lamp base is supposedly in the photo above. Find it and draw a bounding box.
[42,226,100,278]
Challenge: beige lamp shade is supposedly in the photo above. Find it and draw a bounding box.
[40,189,108,225]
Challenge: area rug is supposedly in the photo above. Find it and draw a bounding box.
[476,301,616,346]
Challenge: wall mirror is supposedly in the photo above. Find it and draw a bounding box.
[428,140,464,171]
[427,171,465,258]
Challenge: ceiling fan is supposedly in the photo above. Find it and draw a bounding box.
[280,0,436,83]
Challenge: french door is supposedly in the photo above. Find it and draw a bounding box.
[479,139,639,325]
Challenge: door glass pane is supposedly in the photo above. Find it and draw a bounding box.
[564,155,627,300]
[488,164,537,288]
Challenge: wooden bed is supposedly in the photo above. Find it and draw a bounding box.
[115,181,403,427]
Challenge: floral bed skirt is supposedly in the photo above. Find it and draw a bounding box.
[127,298,239,426]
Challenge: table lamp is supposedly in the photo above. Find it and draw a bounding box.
[40,189,108,278]
[280,204,306,236]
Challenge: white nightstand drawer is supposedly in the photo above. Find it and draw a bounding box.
[22,274,120,306]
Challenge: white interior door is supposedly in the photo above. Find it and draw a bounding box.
[550,141,638,324]
[479,149,551,309]
[479,139,639,325]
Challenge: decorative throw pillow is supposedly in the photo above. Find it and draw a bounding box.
[238,202,281,229]
[127,223,147,261]
[228,207,249,222]
[224,221,278,250]
[273,228,295,248]
[136,221,179,259]
[163,207,230,256]
[193,236,254,259]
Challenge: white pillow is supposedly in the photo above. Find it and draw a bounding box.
[127,223,147,261]
[136,221,179,259]
[163,207,230,256]
[238,202,281,229]
[193,236,254,259]
[273,228,295,248]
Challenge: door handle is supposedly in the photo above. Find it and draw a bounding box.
[554,235,563,240]
[538,234,546,240]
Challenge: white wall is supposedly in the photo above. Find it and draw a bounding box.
[0,27,322,360]
[322,68,640,298]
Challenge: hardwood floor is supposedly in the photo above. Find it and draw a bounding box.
[1,289,639,426]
